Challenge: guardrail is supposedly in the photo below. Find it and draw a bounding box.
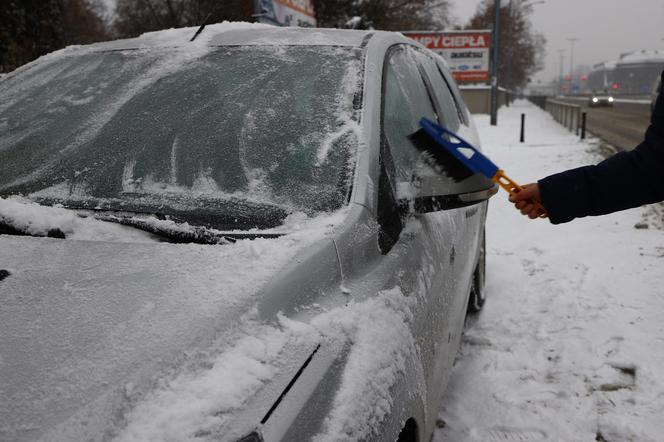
[526,95,548,110]
[545,98,582,134]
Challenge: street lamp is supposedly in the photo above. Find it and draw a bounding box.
[568,37,579,93]
[491,0,544,125]
[490,0,501,126]
[558,49,565,96]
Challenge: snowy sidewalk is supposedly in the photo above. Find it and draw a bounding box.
[435,101,664,442]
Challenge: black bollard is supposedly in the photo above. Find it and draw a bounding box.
[581,112,587,140]
[520,113,525,143]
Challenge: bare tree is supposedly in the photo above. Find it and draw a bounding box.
[0,0,110,72]
[113,0,453,40]
[0,0,65,72]
[314,0,453,30]
[113,0,253,38]
[466,0,545,89]
[63,0,110,45]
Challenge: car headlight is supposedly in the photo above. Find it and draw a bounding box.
[592,97,599,103]
[608,97,614,102]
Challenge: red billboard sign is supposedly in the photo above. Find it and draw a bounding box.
[404,30,492,83]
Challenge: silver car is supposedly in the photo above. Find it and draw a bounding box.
[0,24,494,442]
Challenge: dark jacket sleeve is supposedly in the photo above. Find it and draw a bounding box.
[538,71,664,224]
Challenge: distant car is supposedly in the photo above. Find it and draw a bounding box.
[652,76,661,113]
[0,24,495,442]
[589,90,614,107]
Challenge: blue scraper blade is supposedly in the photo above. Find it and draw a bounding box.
[419,117,499,179]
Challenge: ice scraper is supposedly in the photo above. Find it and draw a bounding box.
[413,117,547,218]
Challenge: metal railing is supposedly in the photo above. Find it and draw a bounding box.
[545,99,582,134]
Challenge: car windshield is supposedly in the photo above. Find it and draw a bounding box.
[0,45,363,230]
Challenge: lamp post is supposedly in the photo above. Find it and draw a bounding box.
[490,0,501,126]
[558,49,565,96]
[568,37,579,93]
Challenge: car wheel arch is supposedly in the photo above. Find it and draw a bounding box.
[396,417,420,442]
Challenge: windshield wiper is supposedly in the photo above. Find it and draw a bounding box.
[93,214,284,245]
[0,218,66,239]
[32,196,291,231]
[0,212,282,245]
[0,197,289,244]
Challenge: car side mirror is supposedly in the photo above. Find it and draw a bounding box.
[416,184,498,212]
[396,128,498,214]
[397,171,498,215]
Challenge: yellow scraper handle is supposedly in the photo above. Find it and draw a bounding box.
[492,170,548,218]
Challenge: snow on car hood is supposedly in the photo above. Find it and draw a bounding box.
[114,288,419,442]
[0,210,346,442]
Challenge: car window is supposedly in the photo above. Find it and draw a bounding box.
[412,51,461,133]
[381,45,494,204]
[435,60,470,126]
[0,46,363,229]
[382,46,439,186]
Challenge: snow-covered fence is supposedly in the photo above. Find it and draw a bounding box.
[545,99,582,134]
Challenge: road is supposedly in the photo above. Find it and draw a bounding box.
[559,97,651,151]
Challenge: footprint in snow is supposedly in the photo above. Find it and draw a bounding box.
[462,334,492,347]
[568,262,589,291]
[598,363,636,392]
[586,336,638,393]
[597,336,624,358]
[480,427,549,441]
[521,259,547,277]
[529,247,545,256]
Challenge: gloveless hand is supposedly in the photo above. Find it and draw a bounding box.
[508,183,544,219]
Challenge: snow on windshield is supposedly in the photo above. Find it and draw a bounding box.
[0,44,364,229]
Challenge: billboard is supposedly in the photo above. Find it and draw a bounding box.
[405,30,491,83]
[256,0,317,27]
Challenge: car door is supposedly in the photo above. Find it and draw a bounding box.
[412,49,486,358]
[377,44,473,413]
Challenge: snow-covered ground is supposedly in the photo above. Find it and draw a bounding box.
[435,101,664,441]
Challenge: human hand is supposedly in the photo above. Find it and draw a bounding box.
[508,183,546,219]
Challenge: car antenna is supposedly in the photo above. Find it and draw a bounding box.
[190,12,213,42]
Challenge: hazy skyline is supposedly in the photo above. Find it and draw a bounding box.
[453,0,664,84]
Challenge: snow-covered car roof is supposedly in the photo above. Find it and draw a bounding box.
[73,22,382,53]
[11,22,411,80]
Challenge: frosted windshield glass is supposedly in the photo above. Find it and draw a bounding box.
[0,46,362,229]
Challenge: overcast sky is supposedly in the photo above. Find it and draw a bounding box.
[452,0,664,84]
